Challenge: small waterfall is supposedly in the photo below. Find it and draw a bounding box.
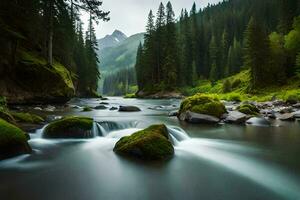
[167,126,190,145]
[93,121,139,136]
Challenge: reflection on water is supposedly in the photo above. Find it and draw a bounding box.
[0,97,300,200]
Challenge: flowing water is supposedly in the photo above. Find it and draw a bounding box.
[1,97,300,200]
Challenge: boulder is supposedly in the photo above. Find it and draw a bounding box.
[82,106,93,112]
[292,103,300,109]
[109,107,118,111]
[168,110,179,117]
[246,117,271,126]
[11,112,44,124]
[180,111,220,124]
[292,111,300,118]
[179,94,226,119]
[278,113,295,121]
[114,124,174,160]
[119,106,141,112]
[0,119,32,160]
[101,97,109,101]
[225,111,248,124]
[94,105,108,110]
[43,116,93,138]
[237,104,260,115]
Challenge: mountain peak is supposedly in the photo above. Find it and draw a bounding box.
[98,30,128,51]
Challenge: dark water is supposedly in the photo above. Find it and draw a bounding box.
[1,97,300,200]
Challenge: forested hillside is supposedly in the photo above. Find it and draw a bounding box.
[100,32,144,95]
[135,0,300,97]
[0,0,109,103]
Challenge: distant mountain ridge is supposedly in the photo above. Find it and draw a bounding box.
[97,30,127,50]
[98,32,144,73]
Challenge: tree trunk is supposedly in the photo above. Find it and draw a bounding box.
[47,0,54,66]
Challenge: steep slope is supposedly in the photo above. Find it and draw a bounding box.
[97,30,127,51]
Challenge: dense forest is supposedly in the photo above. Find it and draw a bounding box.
[135,0,300,94]
[0,0,109,103]
[102,67,137,96]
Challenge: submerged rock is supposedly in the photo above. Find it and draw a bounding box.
[99,102,109,105]
[82,106,93,112]
[0,119,32,160]
[225,111,248,124]
[94,105,108,110]
[246,117,271,126]
[168,110,179,117]
[278,113,295,121]
[180,111,220,124]
[119,106,141,112]
[114,124,174,160]
[109,107,118,111]
[43,116,93,138]
[179,94,226,119]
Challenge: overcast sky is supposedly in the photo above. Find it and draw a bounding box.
[81,0,221,39]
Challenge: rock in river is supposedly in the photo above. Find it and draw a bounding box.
[119,106,141,112]
[114,124,174,160]
[179,111,220,124]
[0,119,32,160]
[246,117,271,127]
[43,116,93,138]
[225,111,248,124]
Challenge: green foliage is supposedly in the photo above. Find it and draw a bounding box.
[179,94,226,118]
[225,93,242,102]
[44,116,93,138]
[124,93,137,98]
[0,96,7,108]
[222,79,232,93]
[11,112,44,124]
[284,91,300,103]
[0,119,31,160]
[114,124,174,160]
[238,104,260,115]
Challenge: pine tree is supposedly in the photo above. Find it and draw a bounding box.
[244,17,271,88]
[209,35,218,82]
[163,1,178,88]
[135,43,144,90]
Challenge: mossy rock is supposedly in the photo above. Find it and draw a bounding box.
[11,112,44,124]
[82,106,93,112]
[43,116,93,138]
[238,104,260,115]
[0,109,15,124]
[0,119,32,160]
[179,94,226,118]
[114,124,174,160]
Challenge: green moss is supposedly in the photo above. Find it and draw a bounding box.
[238,104,260,115]
[179,94,226,118]
[43,116,93,138]
[11,112,44,124]
[82,106,93,112]
[114,124,174,160]
[0,119,32,160]
[124,93,137,98]
[0,96,7,108]
[0,110,15,123]
[224,93,242,102]
[19,51,75,97]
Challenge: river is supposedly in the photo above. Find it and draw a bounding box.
[0,97,300,200]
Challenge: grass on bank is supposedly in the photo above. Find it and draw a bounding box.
[181,70,300,102]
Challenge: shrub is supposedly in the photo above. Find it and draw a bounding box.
[226,93,242,102]
[232,79,242,89]
[238,104,259,115]
[222,79,232,93]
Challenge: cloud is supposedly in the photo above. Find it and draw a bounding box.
[81,0,221,38]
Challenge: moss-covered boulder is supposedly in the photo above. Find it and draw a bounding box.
[0,109,15,124]
[114,124,174,160]
[0,51,75,104]
[43,116,93,138]
[11,112,44,124]
[238,104,260,115]
[82,106,93,112]
[179,94,226,118]
[0,119,32,160]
